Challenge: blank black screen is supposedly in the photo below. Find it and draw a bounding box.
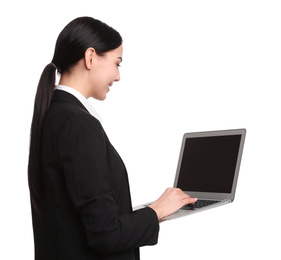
[177,135,241,193]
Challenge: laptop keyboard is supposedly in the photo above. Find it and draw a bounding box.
[181,199,220,210]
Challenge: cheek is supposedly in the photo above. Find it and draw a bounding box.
[89,75,109,100]
[96,66,113,84]
[91,70,107,87]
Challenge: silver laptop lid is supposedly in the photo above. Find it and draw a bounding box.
[173,129,246,201]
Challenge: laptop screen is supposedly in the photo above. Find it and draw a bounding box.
[177,134,242,193]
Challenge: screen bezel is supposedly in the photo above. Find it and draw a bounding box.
[173,129,246,201]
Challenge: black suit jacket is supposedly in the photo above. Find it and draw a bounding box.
[31,90,159,260]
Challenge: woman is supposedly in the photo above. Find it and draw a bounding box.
[28,17,197,260]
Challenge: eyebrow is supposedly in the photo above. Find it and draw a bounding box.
[118,57,123,62]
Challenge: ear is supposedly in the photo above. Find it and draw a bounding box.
[84,47,96,69]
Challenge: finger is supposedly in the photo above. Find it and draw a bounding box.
[184,197,198,204]
[189,198,198,204]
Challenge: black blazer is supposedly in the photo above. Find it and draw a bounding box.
[31,90,159,260]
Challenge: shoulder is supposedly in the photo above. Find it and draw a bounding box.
[47,89,101,128]
[57,109,107,158]
[62,109,102,134]
[57,104,106,144]
[44,99,104,142]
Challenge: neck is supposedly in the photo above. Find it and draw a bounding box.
[59,72,90,99]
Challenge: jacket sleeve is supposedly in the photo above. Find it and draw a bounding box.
[57,112,159,255]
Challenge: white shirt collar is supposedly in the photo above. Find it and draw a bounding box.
[54,85,102,123]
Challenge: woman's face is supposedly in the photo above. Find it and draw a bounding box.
[89,45,123,100]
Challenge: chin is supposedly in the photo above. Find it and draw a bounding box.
[95,95,107,101]
[91,89,108,101]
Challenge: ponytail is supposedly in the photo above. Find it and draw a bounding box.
[28,63,57,214]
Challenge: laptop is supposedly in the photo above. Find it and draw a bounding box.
[134,129,246,220]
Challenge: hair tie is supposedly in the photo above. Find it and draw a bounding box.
[51,62,57,69]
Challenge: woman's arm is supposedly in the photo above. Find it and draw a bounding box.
[57,112,159,255]
[149,188,197,220]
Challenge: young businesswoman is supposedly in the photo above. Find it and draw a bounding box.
[28,17,196,260]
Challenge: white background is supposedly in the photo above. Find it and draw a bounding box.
[1,0,280,259]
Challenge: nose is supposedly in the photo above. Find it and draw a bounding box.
[115,69,120,82]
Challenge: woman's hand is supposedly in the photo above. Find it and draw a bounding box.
[149,188,197,220]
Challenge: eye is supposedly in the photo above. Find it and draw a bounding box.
[117,63,121,67]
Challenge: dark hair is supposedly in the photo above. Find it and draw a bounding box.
[28,17,122,214]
